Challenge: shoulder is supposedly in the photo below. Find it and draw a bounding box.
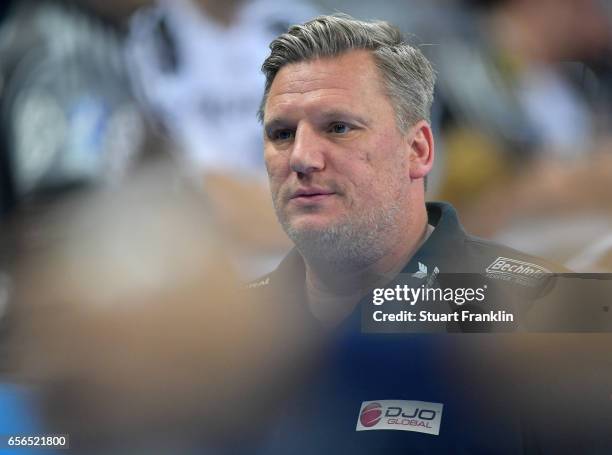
[463,234,571,274]
[426,201,569,274]
[244,248,306,296]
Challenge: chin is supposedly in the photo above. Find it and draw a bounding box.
[287,215,337,234]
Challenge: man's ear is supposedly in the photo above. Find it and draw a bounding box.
[406,120,434,180]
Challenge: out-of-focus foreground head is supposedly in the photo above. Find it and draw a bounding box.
[5,156,308,451]
[258,14,436,133]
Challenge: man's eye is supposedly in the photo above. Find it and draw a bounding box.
[272,129,294,141]
[329,123,350,134]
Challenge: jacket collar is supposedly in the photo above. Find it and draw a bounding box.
[401,201,469,276]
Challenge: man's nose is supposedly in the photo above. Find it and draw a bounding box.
[289,124,325,176]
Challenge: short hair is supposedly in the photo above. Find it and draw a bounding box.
[258,14,436,132]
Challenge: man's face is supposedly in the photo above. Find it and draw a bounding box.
[263,50,414,266]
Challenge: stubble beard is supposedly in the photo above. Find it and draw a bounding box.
[274,186,407,272]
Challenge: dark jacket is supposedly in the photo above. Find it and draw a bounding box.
[246,202,608,454]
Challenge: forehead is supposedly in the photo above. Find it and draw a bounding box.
[264,50,389,120]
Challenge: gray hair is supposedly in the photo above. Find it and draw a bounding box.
[258,14,436,132]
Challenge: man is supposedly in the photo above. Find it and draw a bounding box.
[250,14,608,455]
[256,14,559,323]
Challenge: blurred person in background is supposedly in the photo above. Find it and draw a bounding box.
[125,0,319,278]
[429,0,612,267]
[0,0,146,203]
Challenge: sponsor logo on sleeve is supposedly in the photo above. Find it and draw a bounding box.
[356,400,443,435]
[486,257,550,286]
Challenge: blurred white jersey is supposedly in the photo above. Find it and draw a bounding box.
[126,0,317,176]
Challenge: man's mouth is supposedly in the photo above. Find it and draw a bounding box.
[290,188,336,202]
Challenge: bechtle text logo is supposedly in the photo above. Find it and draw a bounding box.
[356,400,443,435]
[486,257,550,277]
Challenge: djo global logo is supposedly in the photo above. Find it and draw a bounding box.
[359,402,383,427]
[356,400,444,435]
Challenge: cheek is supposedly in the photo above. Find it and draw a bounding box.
[346,141,406,200]
[264,150,289,192]
[371,135,406,175]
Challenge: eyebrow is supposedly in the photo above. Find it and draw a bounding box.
[264,109,370,133]
[263,119,293,138]
[316,109,370,126]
